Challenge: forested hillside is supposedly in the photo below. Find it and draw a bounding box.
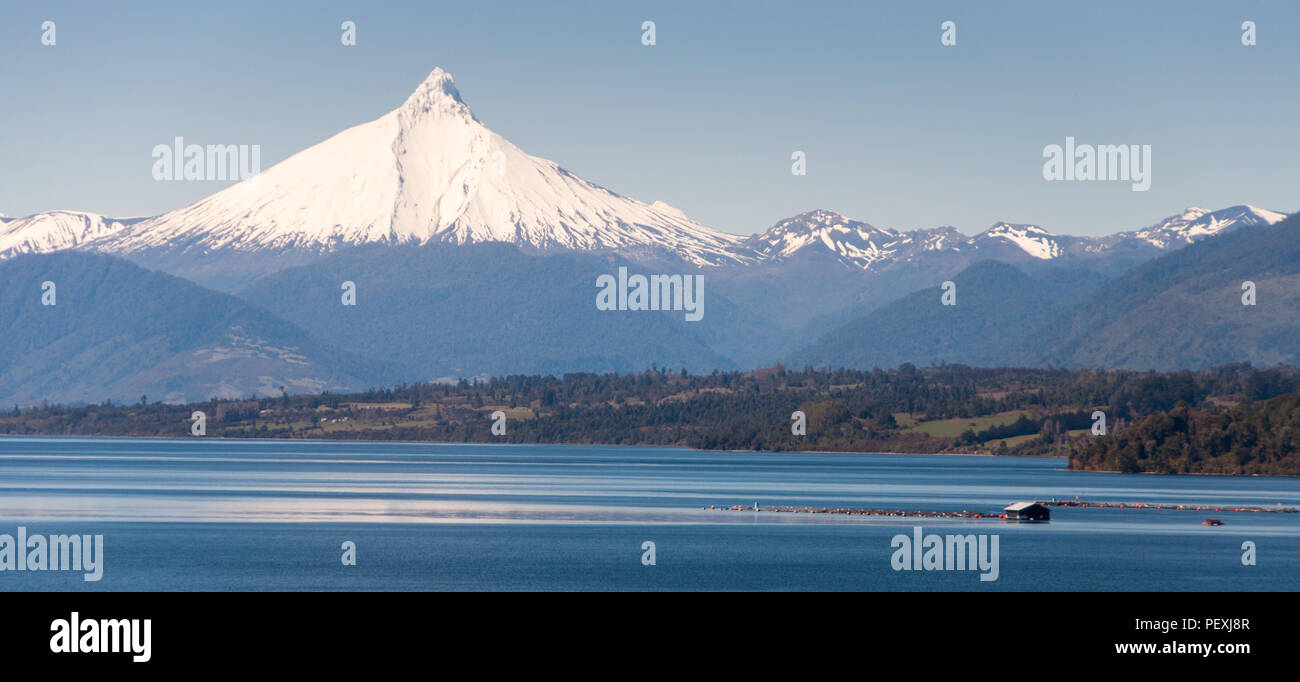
[0,251,384,405]
[1069,393,1300,475]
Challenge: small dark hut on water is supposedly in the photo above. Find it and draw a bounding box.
[1004,502,1050,521]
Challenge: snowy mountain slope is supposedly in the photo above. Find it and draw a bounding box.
[76,68,753,267]
[1124,205,1288,249]
[0,211,146,257]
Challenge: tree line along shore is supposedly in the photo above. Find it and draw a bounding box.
[3,363,1298,476]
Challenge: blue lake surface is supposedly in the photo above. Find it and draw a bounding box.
[1,436,1297,591]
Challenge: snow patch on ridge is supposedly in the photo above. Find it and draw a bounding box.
[978,222,1061,259]
[746,209,907,270]
[1131,205,1288,249]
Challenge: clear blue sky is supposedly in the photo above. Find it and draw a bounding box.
[2,0,1296,236]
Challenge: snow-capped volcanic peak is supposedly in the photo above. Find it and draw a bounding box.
[1132,204,1288,249]
[399,67,472,121]
[82,67,751,265]
[976,222,1061,259]
[0,211,145,257]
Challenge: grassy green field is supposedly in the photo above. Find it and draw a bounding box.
[983,433,1039,449]
[903,410,1030,438]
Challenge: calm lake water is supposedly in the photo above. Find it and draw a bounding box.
[1,436,1297,591]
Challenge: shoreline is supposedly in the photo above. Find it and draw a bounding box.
[2,432,1295,478]
[707,498,1299,519]
[0,432,1023,458]
[1065,465,1299,479]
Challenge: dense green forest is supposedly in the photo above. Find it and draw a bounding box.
[1069,393,1300,476]
[3,363,1297,475]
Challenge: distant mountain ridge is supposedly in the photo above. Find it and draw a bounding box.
[789,261,1108,370]
[741,204,1287,272]
[1046,211,1300,370]
[0,69,1286,291]
[0,251,385,405]
[234,243,766,380]
[792,212,1300,372]
[0,66,1294,405]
